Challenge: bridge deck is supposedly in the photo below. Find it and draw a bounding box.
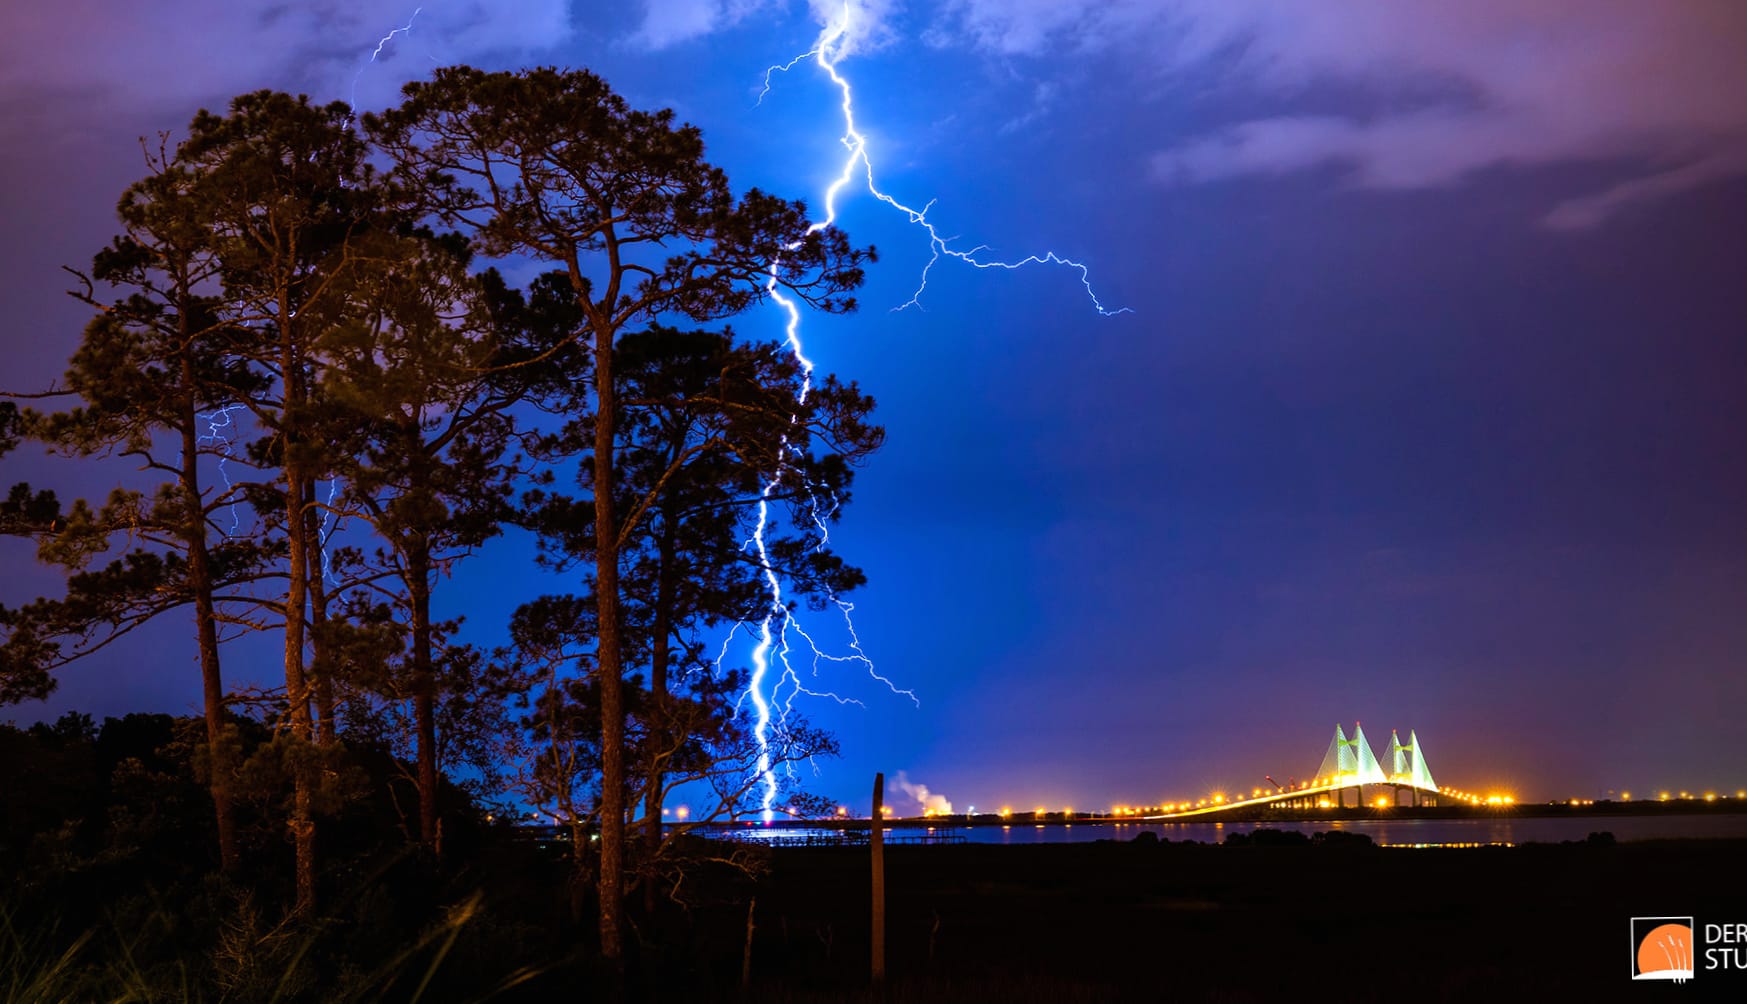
[1142,780,1443,820]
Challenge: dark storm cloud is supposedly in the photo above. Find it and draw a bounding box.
[637,1,1747,228]
[936,1,1747,229]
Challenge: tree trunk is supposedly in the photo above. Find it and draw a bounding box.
[590,311,627,966]
[179,349,238,874]
[282,307,317,919]
[306,479,336,748]
[740,896,757,994]
[642,508,678,915]
[409,535,439,854]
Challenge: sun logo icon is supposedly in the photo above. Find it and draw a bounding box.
[1632,917,1695,982]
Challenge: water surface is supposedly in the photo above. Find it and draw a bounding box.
[710,813,1747,847]
[937,815,1747,846]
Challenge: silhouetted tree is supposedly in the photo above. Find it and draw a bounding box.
[596,326,879,908]
[369,65,874,963]
[0,137,278,871]
[176,90,394,915]
[319,229,521,854]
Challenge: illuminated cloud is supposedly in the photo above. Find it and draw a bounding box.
[0,0,573,129]
[930,0,1747,228]
[628,0,778,51]
[631,0,898,57]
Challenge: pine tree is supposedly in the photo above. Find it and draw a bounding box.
[370,66,873,963]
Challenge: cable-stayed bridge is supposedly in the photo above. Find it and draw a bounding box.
[1144,724,1473,820]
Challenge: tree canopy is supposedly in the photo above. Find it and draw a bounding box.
[0,63,883,980]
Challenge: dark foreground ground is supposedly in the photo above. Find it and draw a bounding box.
[10,828,1744,1000]
[701,836,1747,1002]
[15,717,1738,999]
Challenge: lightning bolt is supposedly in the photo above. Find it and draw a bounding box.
[197,406,244,536]
[734,4,1125,821]
[196,406,342,583]
[349,6,424,112]
[317,478,342,584]
[759,7,1130,317]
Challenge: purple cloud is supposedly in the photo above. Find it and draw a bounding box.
[933,0,1747,227]
[0,0,573,134]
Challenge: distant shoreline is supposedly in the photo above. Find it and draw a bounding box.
[701,797,1747,829]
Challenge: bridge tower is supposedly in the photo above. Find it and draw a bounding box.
[1313,723,1387,807]
[1386,729,1439,806]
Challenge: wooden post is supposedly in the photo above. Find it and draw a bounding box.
[740,896,757,994]
[871,772,886,989]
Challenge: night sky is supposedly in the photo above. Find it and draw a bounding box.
[3,1,1745,813]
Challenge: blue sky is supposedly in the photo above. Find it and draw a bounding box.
[3,1,1745,812]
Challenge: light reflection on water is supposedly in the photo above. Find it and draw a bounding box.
[707,814,1747,848]
[960,815,1747,846]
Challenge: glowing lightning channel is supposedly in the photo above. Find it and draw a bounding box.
[735,6,1124,822]
[196,406,342,580]
[350,7,424,112]
[759,8,1131,317]
[198,406,245,536]
[317,479,342,584]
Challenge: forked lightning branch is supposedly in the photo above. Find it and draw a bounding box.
[739,4,1127,819]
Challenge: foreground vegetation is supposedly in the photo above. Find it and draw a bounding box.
[1,59,877,984]
[6,711,1742,1000]
[0,710,764,1001]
